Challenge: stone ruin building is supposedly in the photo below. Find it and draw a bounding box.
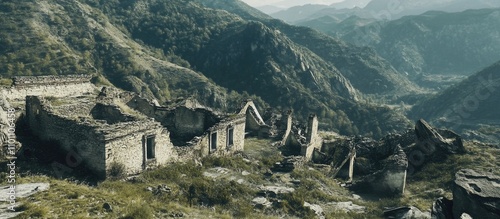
[1,75,262,179]
[275,111,465,197]
[1,75,467,194]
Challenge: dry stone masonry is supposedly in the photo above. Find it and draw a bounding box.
[1,75,251,179]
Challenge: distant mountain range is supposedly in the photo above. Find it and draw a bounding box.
[256,5,284,14]
[298,8,500,85]
[271,0,500,23]
[331,0,371,9]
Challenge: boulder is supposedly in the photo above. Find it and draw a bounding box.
[258,186,295,198]
[352,145,408,197]
[452,169,500,219]
[383,206,431,219]
[103,202,113,212]
[271,156,303,172]
[431,197,453,219]
[414,119,465,156]
[460,213,472,219]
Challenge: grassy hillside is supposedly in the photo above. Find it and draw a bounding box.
[3,139,498,218]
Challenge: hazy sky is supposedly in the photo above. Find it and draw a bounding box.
[241,0,344,8]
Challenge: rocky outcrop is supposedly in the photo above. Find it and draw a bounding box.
[304,202,324,219]
[271,156,304,173]
[452,169,500,219]
[431,197,453,219]
[415,119,465,155]
[405,119,466,174]
[328,201,366,214]
[352,145,408,196]
[252,197,272,209]
[383,206,430,219]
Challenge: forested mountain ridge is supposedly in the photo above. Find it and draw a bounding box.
[300,8,500,81]
[410,60,500,126]
[0,0,413,137]
[196,0,419,95]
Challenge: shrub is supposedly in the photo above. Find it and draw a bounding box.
[16,203,50,218]
[231,199,254,218]
[108,162,126,179]
[140,161,202,182]
[120,202,154,219]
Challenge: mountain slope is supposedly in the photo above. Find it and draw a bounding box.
[410,60,500,124]
[0,0,266,111]
[302,8,500,82]
[373,9,500,77]
[0,0,413,137]
[92,0,412,136]
[196,0,419,95]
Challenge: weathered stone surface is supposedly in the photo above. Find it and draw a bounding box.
[352,145,408,196]
[431,197,453,219]
[26,96,177,179]
[383,206,431,219]
[328,201,366,213]
[0,183,50,200]
[453,169,500,219]
[304,201,324,219]
[314,137,357,179]
[2,77,97,102]
[258,186,295,197]
[252,197,272,209]
[271,156,304,172]
[414,119,465,155]
[203,167,231,178]
[13,75,92,86]
[460,213,472,219]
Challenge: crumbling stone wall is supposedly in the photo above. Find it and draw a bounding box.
[26,96,107,178]
[90,103,135,124]
[13,75,92,86]
[2,75,97,102]
[198,115,246,157]
[280,111,293,145]
[166,107,218,141]
[26,96,177,178]
[103,121,176,175]
[302,114,322,160]
[239,100,270,137]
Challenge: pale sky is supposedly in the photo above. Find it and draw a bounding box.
[241,0,344,8]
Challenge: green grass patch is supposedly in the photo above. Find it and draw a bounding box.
[0,78,13,87]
